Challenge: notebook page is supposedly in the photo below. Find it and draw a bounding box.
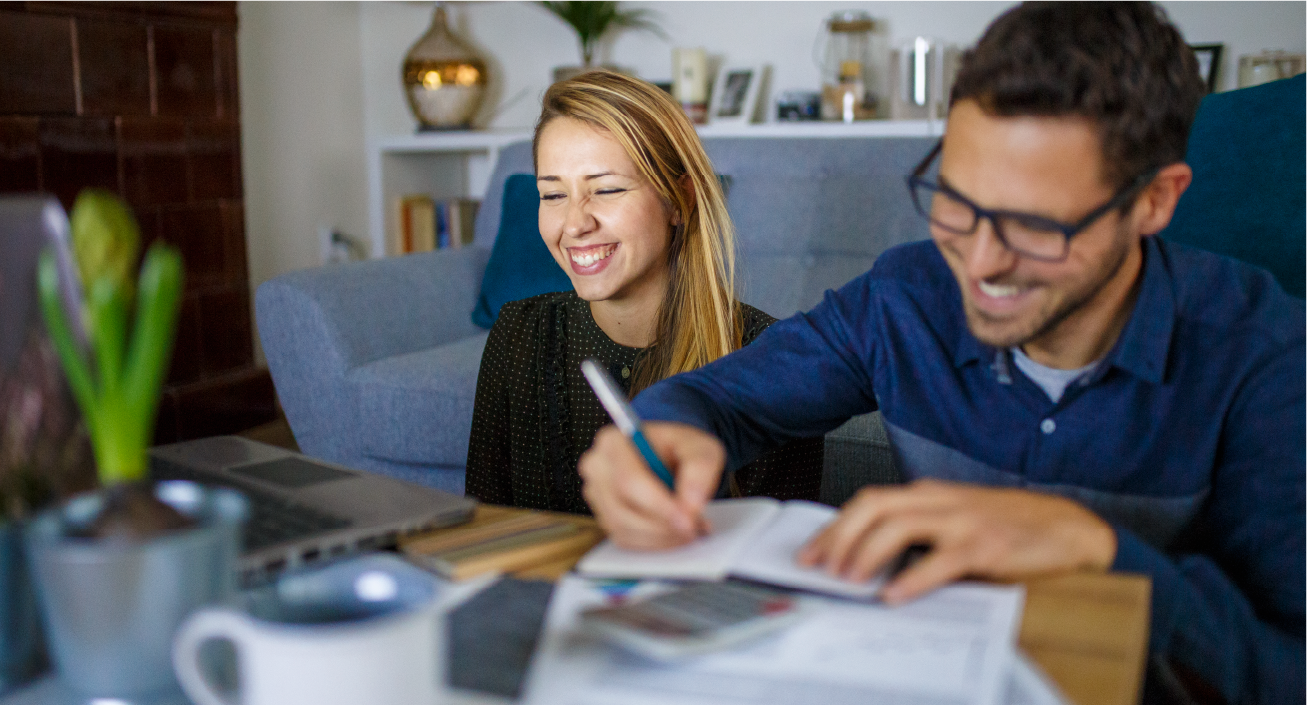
[729,500,887,599]
[576,498,780,580]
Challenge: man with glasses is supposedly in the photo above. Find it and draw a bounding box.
[579,3,1303,703]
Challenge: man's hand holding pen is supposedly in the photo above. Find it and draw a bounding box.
[579,421,1117,603]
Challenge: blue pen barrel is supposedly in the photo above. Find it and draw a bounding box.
[631,432,676,489]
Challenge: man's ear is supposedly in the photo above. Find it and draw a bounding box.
[1134,163,1192,236]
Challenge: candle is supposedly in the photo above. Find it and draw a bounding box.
[673,48,708,104]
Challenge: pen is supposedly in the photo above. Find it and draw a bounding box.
[581,359,676,489]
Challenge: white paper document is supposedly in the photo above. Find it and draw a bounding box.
[1005,652,1071,705]
[577,499,886,599]
[522,575,1025,705]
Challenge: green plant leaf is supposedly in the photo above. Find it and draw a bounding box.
[122,244,183,451]
[37,251,99,441]
[539,1,664,66]
[86,276,128,401]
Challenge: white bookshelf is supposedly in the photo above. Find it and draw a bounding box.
[366,120,945,258]
[367,129,532,258]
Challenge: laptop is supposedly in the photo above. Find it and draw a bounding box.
[150,437,476,584]
[1,194,476,584]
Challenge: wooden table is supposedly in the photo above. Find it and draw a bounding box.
[404,505,1152,705]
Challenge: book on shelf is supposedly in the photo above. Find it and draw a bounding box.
[445,198,479,248]
[391,195,481,256]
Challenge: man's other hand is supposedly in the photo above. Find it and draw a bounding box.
[579,422,725,550]
[797,479,1117,604]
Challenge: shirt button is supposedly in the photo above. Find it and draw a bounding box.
[621,366,630,379]
[1040,418,1056,434]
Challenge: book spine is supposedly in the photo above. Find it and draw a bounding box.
[400,199,414,254]
[460,199,480,247]
[410,196,437,253]
[388,197,405,256]
[436,201,449,249]
[446,200,462,250]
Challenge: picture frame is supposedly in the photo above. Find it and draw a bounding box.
[708,64,766,124]
[1190,43,1224,93]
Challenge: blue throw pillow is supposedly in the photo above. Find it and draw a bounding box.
[471,174,575,328]
[1162,74,1305,298]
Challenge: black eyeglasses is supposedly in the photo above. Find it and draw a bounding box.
[905,140,1159,262]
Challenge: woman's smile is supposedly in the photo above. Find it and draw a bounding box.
[568,243,619,273]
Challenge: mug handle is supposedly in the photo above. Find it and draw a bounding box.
[172,608,253,705]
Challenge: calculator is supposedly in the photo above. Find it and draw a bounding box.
[579,581,802,661]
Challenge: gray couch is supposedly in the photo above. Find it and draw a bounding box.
[256,136,937,499]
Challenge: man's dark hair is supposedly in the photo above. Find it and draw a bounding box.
[951,2,1206,189]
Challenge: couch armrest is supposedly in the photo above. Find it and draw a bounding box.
[821,411,902,506]
[255,247,490,463]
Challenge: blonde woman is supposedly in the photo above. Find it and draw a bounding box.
[465,71,822,513]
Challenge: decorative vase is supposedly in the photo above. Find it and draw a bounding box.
[26,481,246,703]
[0,519,44,695]
[402,5,488,131]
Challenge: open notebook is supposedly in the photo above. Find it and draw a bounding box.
[576,498,887,599]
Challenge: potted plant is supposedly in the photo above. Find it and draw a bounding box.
[24,190,246,702]
[540,1,665,82]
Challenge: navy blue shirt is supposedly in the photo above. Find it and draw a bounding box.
[634,237,1305,704]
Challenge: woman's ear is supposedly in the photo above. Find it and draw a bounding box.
[671,174,696,227]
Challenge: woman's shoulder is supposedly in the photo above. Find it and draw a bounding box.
[738,302,778,346]
[479,290,580,386]
[492,290,579,330]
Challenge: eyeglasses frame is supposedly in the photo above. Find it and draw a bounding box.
[905,140,1161,263]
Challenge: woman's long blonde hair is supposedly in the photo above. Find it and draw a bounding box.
[533,70,741,393]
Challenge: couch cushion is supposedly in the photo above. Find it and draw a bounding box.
[706,137,934,317]
[471,174,573,328]
[350,332,490,467]
[820,411,902,506]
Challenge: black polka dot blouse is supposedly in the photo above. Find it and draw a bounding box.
[465,290,824,514]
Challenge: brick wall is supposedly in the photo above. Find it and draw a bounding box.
[0,1,276,442]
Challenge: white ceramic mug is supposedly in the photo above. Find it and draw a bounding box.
[172,555,445,705]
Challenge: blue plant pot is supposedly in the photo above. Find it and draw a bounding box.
[0,518,45,695]
[25,481,246,703]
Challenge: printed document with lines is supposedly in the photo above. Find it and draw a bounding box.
[522,576,1025,705]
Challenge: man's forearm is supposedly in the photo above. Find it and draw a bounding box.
[1113,529,1305,704]
[634,286,881,469]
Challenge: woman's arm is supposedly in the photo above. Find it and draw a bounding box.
[464,305,524,505]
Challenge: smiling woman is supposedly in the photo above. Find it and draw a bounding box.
[464,71,823,514]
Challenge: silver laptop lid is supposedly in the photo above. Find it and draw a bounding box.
[150,436,474,583]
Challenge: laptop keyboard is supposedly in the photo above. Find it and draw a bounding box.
[151,458,353,552]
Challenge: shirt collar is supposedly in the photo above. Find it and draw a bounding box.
[1097,237,1175,384]
[950,237,1176,385]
